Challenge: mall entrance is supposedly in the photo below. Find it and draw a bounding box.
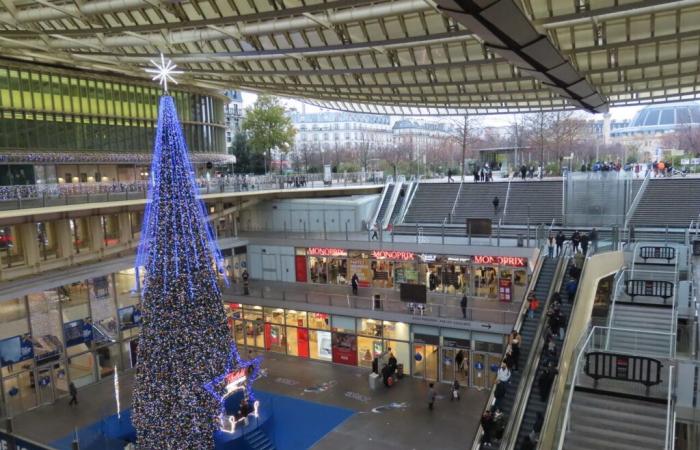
[440,339,470,386]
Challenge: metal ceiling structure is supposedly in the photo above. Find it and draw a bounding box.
[0,0,699,115]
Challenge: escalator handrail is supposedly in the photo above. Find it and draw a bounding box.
[536,249,594,450]
[469,245,548,450]
[500,247,571,450]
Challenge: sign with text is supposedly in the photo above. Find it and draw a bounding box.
[307,247,347,257]
[473,255,527,267]
[371,250,415,261]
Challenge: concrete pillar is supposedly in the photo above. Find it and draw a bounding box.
[88,216,104,252]
[19,223,39,266]
[54,219,74,259]
[118,213,132,245]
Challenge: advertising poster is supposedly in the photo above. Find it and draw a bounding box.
[316,331,332,361]
[118,306,142,330]
[63,319,94,347]
[332,332,357,366]
[499,279,512,302]
[348,258,372,287]
[0,335,33,367]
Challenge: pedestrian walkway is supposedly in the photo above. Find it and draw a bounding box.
[230,279,520,325]
[11,352,489,450]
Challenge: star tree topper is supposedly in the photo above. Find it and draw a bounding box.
[145,53,183,93]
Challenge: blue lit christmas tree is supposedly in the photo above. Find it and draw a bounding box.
[132,55,256,449]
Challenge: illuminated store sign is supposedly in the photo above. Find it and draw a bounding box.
[473,255,527,267]
[307,247,348,257]
[224,368,248,397]
[371,250,415,261]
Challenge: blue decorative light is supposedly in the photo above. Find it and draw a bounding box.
[132,95,234,450]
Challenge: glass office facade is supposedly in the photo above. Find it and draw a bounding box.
[0,61,227,178]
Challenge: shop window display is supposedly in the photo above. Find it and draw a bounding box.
[309,330,332,361]
[473,266,498,298]
[308,312,330,330]
[286,310,307,328]
[286,326,309,358]
[384,340,410,375]
[382,321,409,341]
[264,308,285,325]
[357,336,383,369]
[265,323,286,354]
[357,318,383,337]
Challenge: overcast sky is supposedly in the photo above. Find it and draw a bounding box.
[240,91,642,126]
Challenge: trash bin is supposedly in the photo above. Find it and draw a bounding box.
[373,294,382,310]
[369,372,380,390]
[517,234,524,247]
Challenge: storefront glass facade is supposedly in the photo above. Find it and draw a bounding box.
[0,268,142,417]
[296,247,530,302]
[228,302,504,387]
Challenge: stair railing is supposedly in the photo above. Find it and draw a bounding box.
[503,175,513,217]
[500,247,571,450]
[469,244,549,450]
[449,179,465,224]
[623,170,650,232]
[664,364,676,450]
[369,180,392,230]
[397,179,420,224]
[604,268,627,351]
[381,180,403,229]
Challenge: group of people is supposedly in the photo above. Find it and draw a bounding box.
[548,228,598,258]
[518,165,542,180]
[473,163,499,182]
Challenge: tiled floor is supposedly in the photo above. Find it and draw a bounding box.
[11,351,488,450]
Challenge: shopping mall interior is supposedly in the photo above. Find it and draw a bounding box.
[1,1,700,450]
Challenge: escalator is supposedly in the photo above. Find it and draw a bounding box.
[387,183,407,225]
[511,260,575,449]
[373,183,395,227]
[473,254,564,449]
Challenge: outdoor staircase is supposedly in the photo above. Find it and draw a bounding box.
[479,257,559,449]
[630,178,700,227]
[402,183,459,223]
[244,429,276,450]
[564,391,666,450]
[514,262,575,448]
[609,303,673,357]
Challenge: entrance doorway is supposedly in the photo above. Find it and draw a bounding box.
[413,344,438,380]
[441,348,469,386]
[472,352,500,390]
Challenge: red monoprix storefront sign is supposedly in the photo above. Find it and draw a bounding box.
[371,250,415,261]
[307,247,348,257]
[473,255,527,267]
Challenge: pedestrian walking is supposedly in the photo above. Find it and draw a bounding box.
[520,165,527,180]
[581,233,589,254]
[570,230,580,253]
[242,270,250,295]
[547,233,555,258]
[590,228,598,252]
[451,379,461,401]
[371,223,379,240]
[481,410,494,446]
[428,383,437,411]
[497,362,511,383]
[492,195,500,215]
[509,330,521,371]
[555,231,564,256]
[447,168,454,183]
[351,273,359,296]
[494,380,506,409]
[460,295,468,319]
[527,293,539,319]
[69,382,78,406]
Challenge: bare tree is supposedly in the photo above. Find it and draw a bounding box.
[446,115,482,181]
